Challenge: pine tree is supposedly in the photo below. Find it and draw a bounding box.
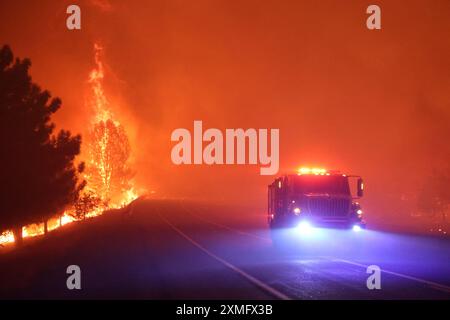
[0,45,85,245]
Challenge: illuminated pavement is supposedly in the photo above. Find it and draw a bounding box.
[0,199,449,299]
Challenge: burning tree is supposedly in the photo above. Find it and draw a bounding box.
[0,44,138,247]
[83,43,137,208]
[85,119,133,206]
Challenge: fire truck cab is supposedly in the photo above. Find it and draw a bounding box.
[268,168,365,231]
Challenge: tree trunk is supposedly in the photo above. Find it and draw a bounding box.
[13,227,23,247]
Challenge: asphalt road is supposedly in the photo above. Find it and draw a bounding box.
[0,199,449,299]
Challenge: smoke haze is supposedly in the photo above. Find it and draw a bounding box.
[1,0,449,228]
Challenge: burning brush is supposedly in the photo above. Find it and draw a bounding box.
[0,43,139,245]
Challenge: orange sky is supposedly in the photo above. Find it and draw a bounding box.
[0,0,449,220]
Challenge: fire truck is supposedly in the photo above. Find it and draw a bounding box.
[268,168,366,232]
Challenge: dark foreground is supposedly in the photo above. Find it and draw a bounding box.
[0,199,449,299]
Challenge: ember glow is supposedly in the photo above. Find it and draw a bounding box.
[0,231,14,244]
[22,224,45,238]
[0,44,138,246]
[61,212,76,226]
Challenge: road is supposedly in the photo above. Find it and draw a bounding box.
[0,199,449,299]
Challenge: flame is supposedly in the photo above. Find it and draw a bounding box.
[121,188,139,207]
[47,216,62,232]
[22,223,45,238]
[88,43,114,123]
[84,43,137,210]
[0,231,14,245]
[0,43,138,247]
[85,44,114,204]
[61,212,76,225]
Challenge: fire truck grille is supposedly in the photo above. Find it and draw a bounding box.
[307,198,349,217]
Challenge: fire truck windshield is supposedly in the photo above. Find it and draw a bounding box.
[294,175,350,195]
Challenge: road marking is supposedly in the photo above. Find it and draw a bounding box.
[331,258,450,294]
[179,203,271,243]
[177,202,450,295]
[159,213,291,300]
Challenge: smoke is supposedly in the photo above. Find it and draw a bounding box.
[89,0,113,12]
[0,0,449,231]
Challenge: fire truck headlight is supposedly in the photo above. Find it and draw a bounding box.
[293,207,301,215]
[352,225,362,232]
[297,221,314,234]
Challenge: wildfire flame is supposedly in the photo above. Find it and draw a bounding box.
[89,43,114,123]
[0,43,138,246]
[0,231,14,244]
[84,43,137,209]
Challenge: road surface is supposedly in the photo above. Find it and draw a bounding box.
[0,199,449,299]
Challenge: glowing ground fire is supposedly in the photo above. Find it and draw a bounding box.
[0,44,138,246]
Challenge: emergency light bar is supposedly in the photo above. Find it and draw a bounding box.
[297,167,342,176]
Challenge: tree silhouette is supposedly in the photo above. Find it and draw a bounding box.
[418,167,450,223]
[0,45,85,245]
[71,191,102,221]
